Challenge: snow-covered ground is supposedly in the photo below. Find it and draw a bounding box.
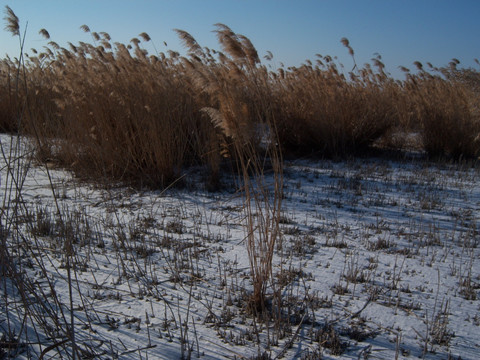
[1,133,479,359]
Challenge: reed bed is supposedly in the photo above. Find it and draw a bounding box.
[1,8,480,359]
[0,11,479,187]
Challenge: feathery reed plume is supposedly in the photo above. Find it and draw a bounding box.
[39,28,50,39]
[139,32,151,42]
[213,23,246,62]
[80,24,90,33]
[43,46,53,57]
[100,31,111,41]
[372,58,385,71]
[167,50,179,58]
[340,37,355,57]
[340,37,349,47]
[202,107,232,138]
[413,61,423,71]
[130,37,141,47]
[48,41,60,50]
[101,40,112,50]
[174,29,203,56]
[4,6,19,36]
[237,34,259,66]
[264,51,273,61]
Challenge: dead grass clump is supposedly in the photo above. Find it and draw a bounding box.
[312,323,347,356]
[341,318,378,342]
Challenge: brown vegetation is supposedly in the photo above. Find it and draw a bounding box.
[0,8,479,188]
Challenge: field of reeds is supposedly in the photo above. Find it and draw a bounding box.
[0,7,479,189]
[1,6,480,360]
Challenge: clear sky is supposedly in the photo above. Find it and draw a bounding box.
[1,0,479,78]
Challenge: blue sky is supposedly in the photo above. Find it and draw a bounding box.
[1,0,479,77]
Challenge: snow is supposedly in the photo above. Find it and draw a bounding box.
[1,133,479,359]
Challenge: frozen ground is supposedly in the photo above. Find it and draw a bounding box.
[1,133,479,359]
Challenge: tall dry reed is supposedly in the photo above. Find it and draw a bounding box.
[178,24,284,310]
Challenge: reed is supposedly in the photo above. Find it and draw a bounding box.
[180,24,283,310]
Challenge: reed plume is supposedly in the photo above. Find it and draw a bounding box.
[4,6,19,36]
[174,29,203,56]
[39,28,50,39]
[214,23,246,63]
[80,24,90,33]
